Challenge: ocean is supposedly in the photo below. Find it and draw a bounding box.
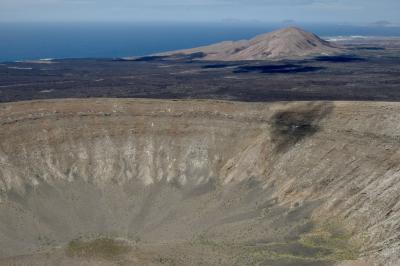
[1,22,400,62]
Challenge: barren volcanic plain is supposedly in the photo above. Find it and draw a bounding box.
[1,30,400,266]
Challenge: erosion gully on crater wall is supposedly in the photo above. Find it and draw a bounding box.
[0,99,399,266]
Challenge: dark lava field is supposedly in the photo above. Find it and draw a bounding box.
[1,39,400,103]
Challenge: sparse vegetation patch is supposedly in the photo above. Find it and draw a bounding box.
[66,237,130,259]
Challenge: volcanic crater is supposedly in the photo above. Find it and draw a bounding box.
[0,99,399,265]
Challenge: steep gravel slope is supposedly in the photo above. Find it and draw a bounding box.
[0,99,399,265]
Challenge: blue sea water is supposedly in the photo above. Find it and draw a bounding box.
[1,22,400,62]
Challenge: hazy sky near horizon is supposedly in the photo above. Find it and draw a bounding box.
[1,0,399,24]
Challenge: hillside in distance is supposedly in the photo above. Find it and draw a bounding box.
[160,27,344,61]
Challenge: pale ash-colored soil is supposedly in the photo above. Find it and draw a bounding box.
[0,99,399,265]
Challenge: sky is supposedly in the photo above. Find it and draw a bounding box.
[1,0,399,25]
